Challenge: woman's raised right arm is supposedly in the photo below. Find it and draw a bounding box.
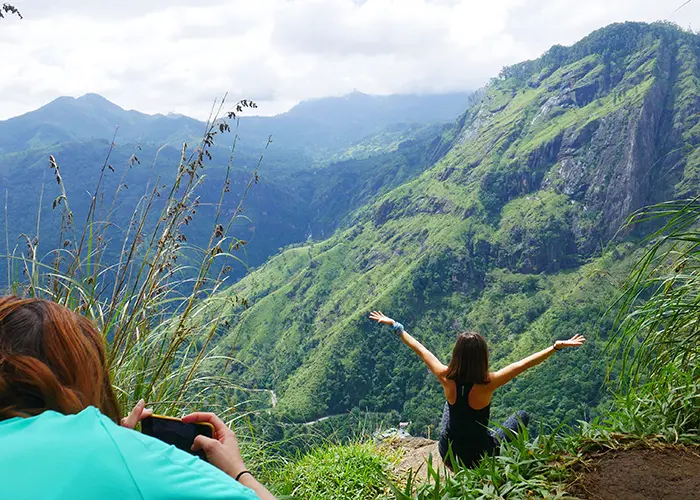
[400,329,449,380]
[368,311,447,380]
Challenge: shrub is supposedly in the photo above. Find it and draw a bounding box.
[277,441,397,500]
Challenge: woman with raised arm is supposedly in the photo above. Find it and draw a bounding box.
[369,311,586,470]
[0,296,275,500]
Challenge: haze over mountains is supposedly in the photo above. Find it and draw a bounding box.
[0,91,473,158]
[1,21,698,439]
[0,90,472,282]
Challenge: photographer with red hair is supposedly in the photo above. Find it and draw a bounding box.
[0,296,274,499]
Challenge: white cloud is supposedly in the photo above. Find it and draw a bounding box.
[0,0,698,120]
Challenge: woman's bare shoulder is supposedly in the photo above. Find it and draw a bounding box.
[469,382,493,409]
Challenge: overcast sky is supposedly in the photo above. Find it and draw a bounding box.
[0,0,697,120]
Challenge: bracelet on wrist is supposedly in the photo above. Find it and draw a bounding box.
[552,343,561,351]
[235,470,252,482]
[391,321,405,335]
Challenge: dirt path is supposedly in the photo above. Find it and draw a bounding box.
[571,446,700,499]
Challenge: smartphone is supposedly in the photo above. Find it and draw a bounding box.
[141,415,215,461]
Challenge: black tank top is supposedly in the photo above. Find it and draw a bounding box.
[442,382,495,467]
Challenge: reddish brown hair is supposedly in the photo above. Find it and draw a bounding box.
[444,332,490,385]
[0,296,121,422]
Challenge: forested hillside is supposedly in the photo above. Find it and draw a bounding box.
[208,22,700,435]
[0,92,469,284]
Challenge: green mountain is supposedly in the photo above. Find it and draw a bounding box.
[0,94,204,154]
[210,22,700,433]
[0,93,469,285]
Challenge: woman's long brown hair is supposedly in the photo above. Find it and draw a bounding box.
[0,296,121,422]
[444,332,490,385]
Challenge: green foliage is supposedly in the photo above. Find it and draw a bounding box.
[609,198,700,386]
[276,441,397,500]
[493,192,578,273]
[330,123,447,163]
[583,365,699,446]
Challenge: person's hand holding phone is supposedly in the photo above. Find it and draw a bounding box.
[181,412,246,479]
[121,399,153,429]
[181,412,276,499]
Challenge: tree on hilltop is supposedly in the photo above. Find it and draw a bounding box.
[1,3,22,20]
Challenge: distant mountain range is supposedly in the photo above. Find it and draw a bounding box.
[0,90,473,284]
[0,93,202,154]
[0,91,473,159]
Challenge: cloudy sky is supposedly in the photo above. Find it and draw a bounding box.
[0,0,697,119]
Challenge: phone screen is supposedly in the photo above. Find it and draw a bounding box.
[141,416,214,461]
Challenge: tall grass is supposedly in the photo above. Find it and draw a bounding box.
[3,97,264,419]
[608,197,699,388]
[601,199,700,446]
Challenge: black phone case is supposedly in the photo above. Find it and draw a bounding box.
[141,416,213,461]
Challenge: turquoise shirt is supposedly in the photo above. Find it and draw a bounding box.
[0,407,259,500]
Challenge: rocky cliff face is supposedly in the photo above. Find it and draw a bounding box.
[209,23,700,426]
[437,22,700,258]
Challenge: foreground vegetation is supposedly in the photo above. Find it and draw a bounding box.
[276,441,400,500]
[263,199,700,499]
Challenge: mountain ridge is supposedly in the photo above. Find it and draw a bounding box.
[0,91,473,158]
[0,89,471,288]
